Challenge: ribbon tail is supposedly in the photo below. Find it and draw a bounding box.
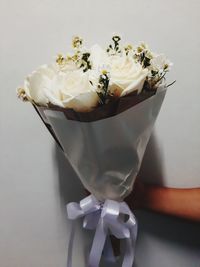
[122,238,134,267]
[88,218,107,267]
[66,221,76,267]
[122,222,138,267]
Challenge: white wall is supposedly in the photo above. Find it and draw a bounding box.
[1,0,200,188]
[0,1,200,267]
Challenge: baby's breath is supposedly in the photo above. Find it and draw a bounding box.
[106,35,122,55]
[56,53,67,67]
[101,69,108,75]
[17,88,28,101]
[124,44,133,55]
[96,70,111,105]
[71,36,92,72]
[145,69,168,90]
[134,44,153,68]
[79,52,92,72]
[72,36,83,49]
[56,36,92,72]
[18,34,174,108]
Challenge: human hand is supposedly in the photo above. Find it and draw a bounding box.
[125,178,146,211]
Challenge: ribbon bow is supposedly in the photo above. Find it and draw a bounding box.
[66,194,137,267]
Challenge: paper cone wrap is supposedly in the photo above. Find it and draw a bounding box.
[35,86,166,201]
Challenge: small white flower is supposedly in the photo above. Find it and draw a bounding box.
[150,54,173,71]
[98,64,111,76]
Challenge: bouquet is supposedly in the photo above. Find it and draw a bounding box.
[17,35,174,267]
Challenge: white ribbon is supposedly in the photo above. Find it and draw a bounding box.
[66,194,137,267]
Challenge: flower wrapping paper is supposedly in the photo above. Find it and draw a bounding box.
[35,86,166,201]
[18,35,174,266]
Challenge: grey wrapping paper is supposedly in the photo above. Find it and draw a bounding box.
[40,87,166,201]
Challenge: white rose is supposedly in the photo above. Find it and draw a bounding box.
[90,45,148,97]
[90,44,109,70]
[23,65,99,111]
[58,70,99,112]
[23,64,62,106]
[57,58,78,72]
[109,54,148,97]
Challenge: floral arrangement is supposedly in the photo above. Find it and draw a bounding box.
[18,36,174,267]
[18,35,174,112]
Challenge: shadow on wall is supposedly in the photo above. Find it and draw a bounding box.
[133,210,200,267]
[135,210,200,248]
[54,145,94,266]
[54,144,85,205]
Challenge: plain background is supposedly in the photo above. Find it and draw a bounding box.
[0,0,200,266]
